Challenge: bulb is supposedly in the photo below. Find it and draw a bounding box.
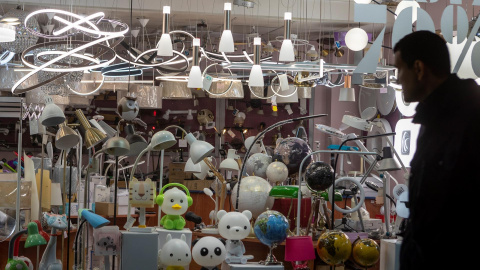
[224,2,232,10]
[163,6,171,14]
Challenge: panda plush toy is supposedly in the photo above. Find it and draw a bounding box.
[192,237,226,270]
[216,210,254,264]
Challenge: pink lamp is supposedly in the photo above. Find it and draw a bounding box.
[285,236,316,270]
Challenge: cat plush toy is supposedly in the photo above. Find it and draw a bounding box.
[39,213,68,270]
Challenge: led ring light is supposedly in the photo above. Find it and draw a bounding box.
[328,177,365,214]
[270,74,298,98]
[0,51,15,65]
[12,37,122,94]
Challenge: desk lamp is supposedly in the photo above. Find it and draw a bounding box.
[75,109,107,149]
[124,124,148,156]
[5,222,47,270]
[185,156,202,173]
[39,96,65,127]
[284,236,316,270]
[74,209,110,269]
[55,122,79,150]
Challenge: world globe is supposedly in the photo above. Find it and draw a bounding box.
[351,237,380,268]
[305,161,334,192]
[254,210,289,247]
[266,161,289,184]
[272,137,312,175]
[231,176,275,218]
[245,153,272,179]
[316,230,352,266]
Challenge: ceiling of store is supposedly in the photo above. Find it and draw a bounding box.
[1,0,399,47]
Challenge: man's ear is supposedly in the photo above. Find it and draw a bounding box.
[414,60,425,81]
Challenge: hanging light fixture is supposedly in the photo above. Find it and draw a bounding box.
[339,75,355,102]
[248,37,264,87]
[0,23,15,42]
[188,38,203,88]
[219,2,234,53]
[279,12,295,62]
[157,6,173,56]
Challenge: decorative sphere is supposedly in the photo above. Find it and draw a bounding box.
[305,161,334,192]
[231,176,275,218]
[117,96,139,121]
[272,137,313,175]
[245,153,272,179]
[316,230,352,266]
[351,238,380,268]
[345,28,369,51]
[253,210,289,247]
[266,161,289,183]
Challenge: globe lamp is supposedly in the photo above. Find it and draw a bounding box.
[345,28,368,52]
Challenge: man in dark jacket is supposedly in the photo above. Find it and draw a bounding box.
[395,31,480,269]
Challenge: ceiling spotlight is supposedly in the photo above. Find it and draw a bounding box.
[157,6,173,56]
[188,38,203,88]
[279,12,295,62]
[219,3,234,53]
[163,109,171,120]
[249,37,264,87]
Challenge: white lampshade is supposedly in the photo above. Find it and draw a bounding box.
[339,88,356,101]
[193,159,210,180]
[185,133,215,164]
[279,39,295,62]
[219,30,234,52]
[40,96,66,127]
[188,66,203,88]
[345,28,369,51]
[249,65,264,87]
[150,130,177,151]
[219,149,239,171]
[157,33,173,56]
[185,157,202,173]
[0,23,15,42]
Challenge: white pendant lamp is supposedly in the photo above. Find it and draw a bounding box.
[339,75,355,102]
[188,38,203,88]
[219,3,234,53]
[157,6,173,56]
[0,23,15,42]
[248,37,264,87]
[279,12,295,62]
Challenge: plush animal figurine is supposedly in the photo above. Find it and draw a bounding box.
[117,96,139,121]
[39,213,68,270]
[156,183,193,230]
[217,210,254,264]
[158,234,191,270]
[128,178,156,228]
[192,237,226,270]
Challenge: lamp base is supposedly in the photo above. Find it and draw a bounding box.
[129,226,155,233]
[201,228,219,234]
[259,246,282,266]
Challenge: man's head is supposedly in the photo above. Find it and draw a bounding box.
[394,31,451,102]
